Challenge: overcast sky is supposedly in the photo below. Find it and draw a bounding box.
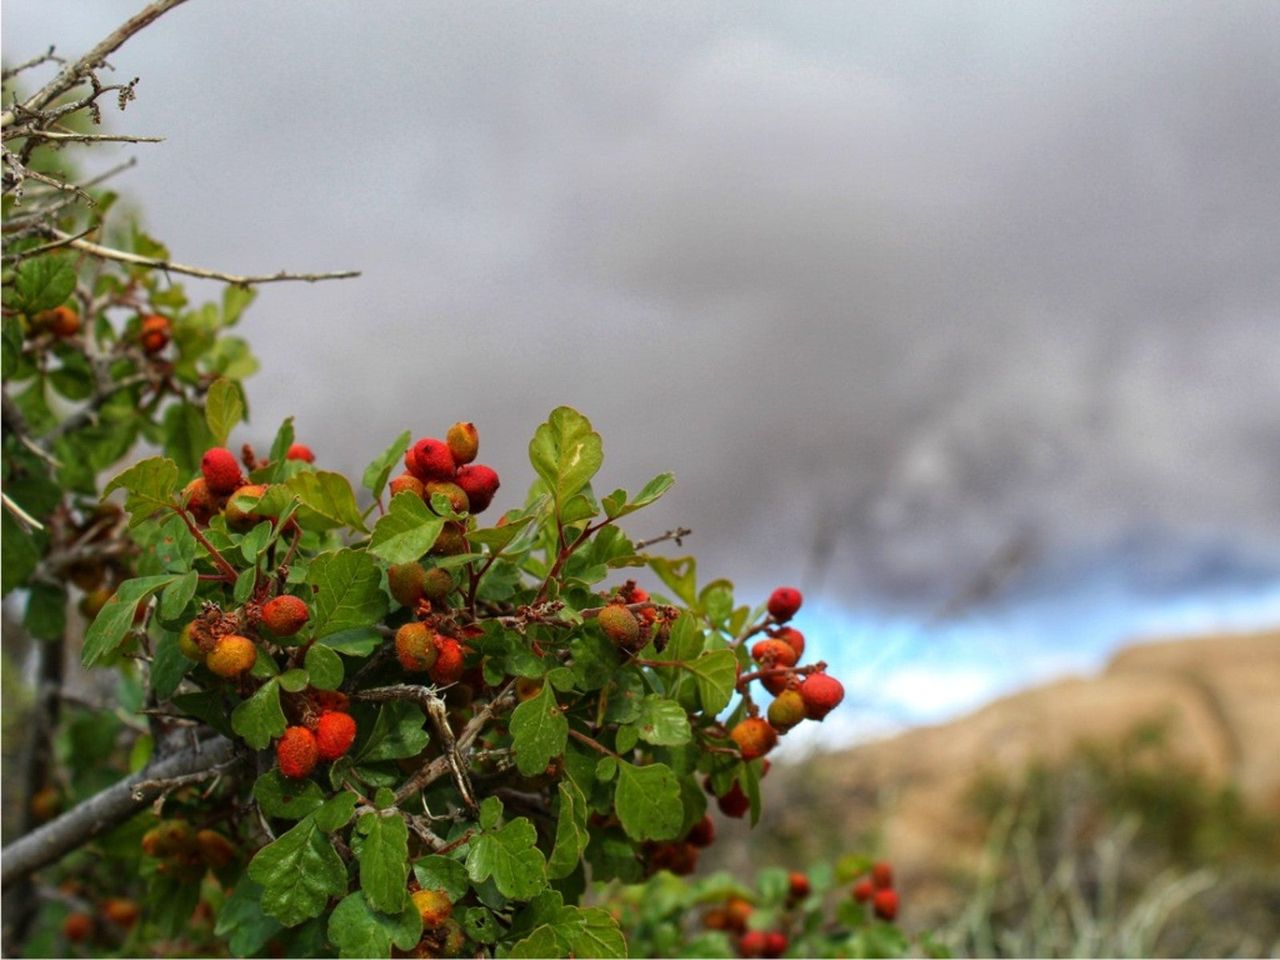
[6,2,1280,718]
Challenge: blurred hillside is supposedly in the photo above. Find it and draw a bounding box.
[706,630,1280,956]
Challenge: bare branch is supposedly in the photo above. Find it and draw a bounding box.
[634,526,692,550]
[2,47,66,82]
[2,492,45,532]
[0,735,236,890]
[51,230,360,285]
[2,0,193,127]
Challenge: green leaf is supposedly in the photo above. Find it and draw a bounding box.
[362,430,411,500]
[162,402,216,480]
[664,613,705,662]
[308,549,389,638]
[548,781,589,880]
[413,856,471,902]
[528,407,603,512]
[222,284,257,326]
[102,457,179,527]
[466,513,536,550]
[355,812,409,913]
[215,880,282,957]
[466,817,548,900]
[80,575,179,666]
[316,626,382,655]
[279,668,310,692]
[509,682,568,777]
[150,631,189,700]
[159,570,198,622]
[315,791,359,832]
[687,649,738,716]
[358,700,428,762]
[205,378,245,445]
[231,679,286,750]
[15,255,75,313]
[2,510,43,596]
[463,906,499,944]
[253,770,325,820]
[635,695,692,746]
[614,761,682,841]
[605,472,675,519]
[327,892,422,960]
[286,469,368,532]
[509,925,566,958]
[510,905,627,959]
[304,643,344,690]
[648,555,697,606]
[264,417,296,483]
[368,493,444,565]
[479,796,503,832]
[247,816,348,927]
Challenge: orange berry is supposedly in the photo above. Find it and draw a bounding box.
[315,711,357,761]
[140,313,171,354]
[62,912,93,942]
[206,634,256,678]
[411,888,453,928]
[395,622,438,672]
[261,594,309,637]
[445,422,479,465]
[730,717,778,761]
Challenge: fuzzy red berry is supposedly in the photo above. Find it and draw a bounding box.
[408,438,455,482]
[201,447,244,495]
[798,672,845,720]
[686,814,715,848]
[739,930,767,958]
[767,586,802,622]
[853,879,874,903]
[788,871,810,900]
[716,781,750,818]
[730,717,778,761]
[774,626,805,658]
[597,603,640,648]
[62,912,93,942]
[873,888,899,921]
[762,932,788,958]
[446,421,479,465]
[395,622,438,672]
[751,638,798,669]
[315,711,357,761]
[429,637,466,685]
[286,443,315,462]
[454,463,500,513]
[276,726,318,779]
[262,595,309,637]
[871,860,893,889]
[140,313,171,354]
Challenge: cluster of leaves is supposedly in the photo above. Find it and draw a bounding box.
[599,860,945,959]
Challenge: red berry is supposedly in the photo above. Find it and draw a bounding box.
[871,860,893,890]
[140,314,171,354]
[62,912,93,942]
[798,672,844,720]
[315,711,357,761]
[686,814,715,848]
[788,871,810,900]
[261,595,309,637]
[717,781,750,818]
[873,888,899,921]
[408,438,455,482]
[739,930,767,958]
[751,639,798,669]
[429,637,466,685]
[455,464,500,513]
[286,443,315,462]
[276,727,319,779]
[767,587,802,622]
[201,447,244,495]
[853,879,874,903]
[774,626,805,658]
[730,717,778,761]
[762,932,788,958]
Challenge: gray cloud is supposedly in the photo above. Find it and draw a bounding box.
[5,1,1279,617]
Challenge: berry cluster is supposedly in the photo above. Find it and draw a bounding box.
[392,422,501,516]
[700,871,811,958]
[139,819,238,881]
[851,860,900,921]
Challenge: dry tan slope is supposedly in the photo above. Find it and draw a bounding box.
[746,631,1280,905]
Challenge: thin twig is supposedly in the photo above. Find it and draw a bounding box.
[50,230,360,285]
[634,526,692,550]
